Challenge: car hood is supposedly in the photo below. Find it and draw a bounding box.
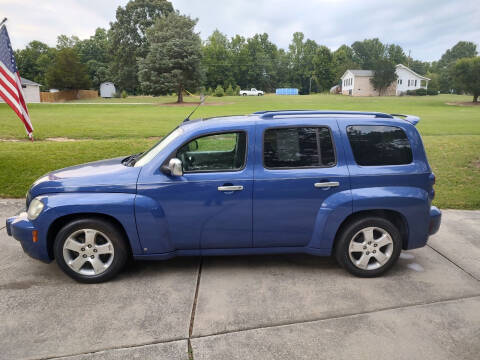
[29,157,141,199]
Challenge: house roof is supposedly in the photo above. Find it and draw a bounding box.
[20,77,42,86]
[395,64,430,81]
[341,69,375,79]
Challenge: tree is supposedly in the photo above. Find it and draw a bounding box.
[452,57,480,102]
[351,38,386,69]
[370,59,397,95]
[229,35,249,89]
[138,12,203,103]
[287,32,320,93]
[15,41,56,86]
[202,30,233,89]
[46,48,91,90]
[437,41,477,69]
[312,46,334,92]
[75,28,112,89]
[408,59,430,75]
[435,41,477,93]
[244,33,280,92]
[386,44,407,65]
[56,35,79,50]
[109,0,174,93]
[332,44,358,81]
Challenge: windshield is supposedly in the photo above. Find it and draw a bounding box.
[134,127,184,167]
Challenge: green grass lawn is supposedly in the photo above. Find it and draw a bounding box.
[0,94,479,208]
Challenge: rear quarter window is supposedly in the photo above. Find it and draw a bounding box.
[347,125,413,166]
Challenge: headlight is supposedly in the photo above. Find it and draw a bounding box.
[27,198,44,220]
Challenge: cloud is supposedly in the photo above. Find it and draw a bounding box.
[173,0,480,61]
[1,0,479,61]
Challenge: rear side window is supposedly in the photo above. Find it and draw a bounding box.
[264,127,336,169]
[347,125,413,166]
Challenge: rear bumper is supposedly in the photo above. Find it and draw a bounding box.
[429,206,441,235]
[5,213,52,263]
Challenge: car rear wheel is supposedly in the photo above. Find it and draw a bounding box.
[53,218,128,283]
[335,217,401,277]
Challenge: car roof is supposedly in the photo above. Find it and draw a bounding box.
[180,110,418,130]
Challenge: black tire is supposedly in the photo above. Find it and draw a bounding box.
[53,218,129,283]
[242,93,247,96]
[334,217,402,277]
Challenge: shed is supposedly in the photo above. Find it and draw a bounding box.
[100,82,116,98]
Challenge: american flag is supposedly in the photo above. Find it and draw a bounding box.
[0,23,33,139]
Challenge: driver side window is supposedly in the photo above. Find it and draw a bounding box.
[176,132,247,172]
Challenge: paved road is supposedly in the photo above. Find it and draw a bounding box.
[1,200,479,360]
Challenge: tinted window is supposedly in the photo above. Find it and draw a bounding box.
[347,125,413,166]
[264,127,336,169]
[176,132,247,172]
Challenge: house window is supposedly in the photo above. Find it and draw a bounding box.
[415,80,417,87]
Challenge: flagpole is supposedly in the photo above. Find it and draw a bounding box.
[0,18,7,28]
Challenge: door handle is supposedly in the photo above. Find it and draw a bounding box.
[314,181,340,188]
[218,185,244,191]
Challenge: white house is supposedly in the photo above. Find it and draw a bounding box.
[0,77,41,103]
[100,82,116,98]
[395,64,430,95]
[340,64,430,96]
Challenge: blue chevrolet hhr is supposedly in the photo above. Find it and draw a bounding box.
[6,110,441,283]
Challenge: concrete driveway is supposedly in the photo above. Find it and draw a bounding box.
[1,199,479,360]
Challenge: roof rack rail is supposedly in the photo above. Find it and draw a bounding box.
[256,110,394,119]
[390,114,420,126]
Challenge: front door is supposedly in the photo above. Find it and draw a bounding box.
[136,130,253,253]
[253,121,350,248]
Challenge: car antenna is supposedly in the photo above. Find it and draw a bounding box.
[183,93,206,122]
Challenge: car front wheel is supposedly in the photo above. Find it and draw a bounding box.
[53,218,128,283]
[335,217,401,277]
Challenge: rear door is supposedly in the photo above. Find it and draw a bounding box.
[252,119,350,248]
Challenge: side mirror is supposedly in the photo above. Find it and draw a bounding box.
[162,158,183,176]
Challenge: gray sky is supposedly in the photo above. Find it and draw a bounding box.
[1,0,479,61]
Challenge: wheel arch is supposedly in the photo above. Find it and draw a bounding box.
[46,213,133,260]
[333,209,409,250]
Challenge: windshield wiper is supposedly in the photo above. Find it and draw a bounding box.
[122,152,143,167]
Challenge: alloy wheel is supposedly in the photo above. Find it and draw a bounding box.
[348,226,394,270]
[62,228,115,276]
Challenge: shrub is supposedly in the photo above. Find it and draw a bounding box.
[206,87,213,95]
[234,85,241,96]
[214,85,224,97]
[225,84,234,96]
[405,88,438,96]
[121,90,128,98]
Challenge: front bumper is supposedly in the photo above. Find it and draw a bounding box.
[429,206,441,235]
[6,213,52,263]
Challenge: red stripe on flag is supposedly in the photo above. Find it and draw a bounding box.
[0,63,17,88]
[0,76,21,102]
[15,72,30,116]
